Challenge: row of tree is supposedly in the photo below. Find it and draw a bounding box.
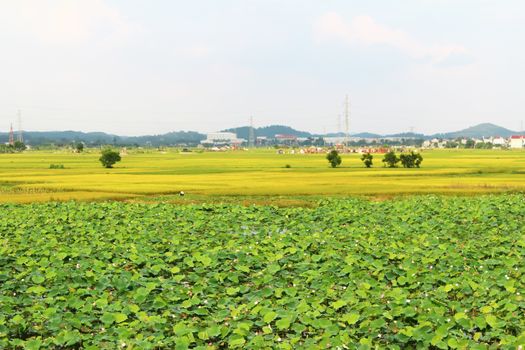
[2,144,422,170]
[0,141,27,154]
[380,151,423,168]
[100,149,422,170]
[455,140,494,149]
[327,150,423,168]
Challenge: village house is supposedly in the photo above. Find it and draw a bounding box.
[509,135,525,149]
[492,136,508,147]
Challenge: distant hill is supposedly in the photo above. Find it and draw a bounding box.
[0,130,205,146]
[224,126,384,139]
[223,125,313,139]
[0,122,520,146]
[385,132,426,139]
[352,132,383,138]
[122,131,205,145]
[432,123,517,139]
[324,132,383,138]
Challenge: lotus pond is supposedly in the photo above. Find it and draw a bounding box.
[1,195,525,349]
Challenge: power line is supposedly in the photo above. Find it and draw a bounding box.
[248,116,255,147]
[9,124,14,145]
[17,109,23,143]
[344,95,350,146]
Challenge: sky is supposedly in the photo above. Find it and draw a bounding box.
[0,0,524,136]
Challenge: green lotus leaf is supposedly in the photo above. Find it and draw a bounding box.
[276,317,292,330]
[228,336,246,347]
[263,311,278,323]
[31,275,45,284]
[343,312,360,325]
[485,314,499,328]
[24,339,42,350]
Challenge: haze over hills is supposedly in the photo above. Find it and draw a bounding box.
[0,123,522,146]
[0,130,204,146]
[223,125,312,139]
[432,123,518,139]
[225,123,519,140]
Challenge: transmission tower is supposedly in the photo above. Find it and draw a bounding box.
[248,116,255,147]
[344,95,350,146]
[17,110,23,143]
[9,124,14,145]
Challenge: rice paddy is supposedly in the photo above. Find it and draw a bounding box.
[0,148,524,204]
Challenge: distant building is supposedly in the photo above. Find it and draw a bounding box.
[201,132,245,146]
[275,134,297,141]
[323,136,366,145]
[423,138,446,148]
[324,137,346,145]
[256,136,268,145]
[509,135,525,149]
[274,134,298,145]
[492,137,507,147]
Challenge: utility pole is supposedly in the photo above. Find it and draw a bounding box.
[9,124,14,145]
[248,116,255,147]
[17,110,23,143]
[519,120,525,148]
[344,95,350,147]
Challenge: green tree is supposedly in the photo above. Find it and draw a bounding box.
[400,151,423,168]
[75,142,84,153]
[465,139,475,149]
[360,153,373,168]
[414,152,423,168]
[313,137,325,147]
[99,149,121,168]
[326,150,342,168]
[0,144,13,154]
[13,141,26,152]
[382,151,400,168]
[399,153,414,168]
[475,142,493,149]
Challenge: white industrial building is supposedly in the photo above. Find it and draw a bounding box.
[201,132,245,146]
[492,137,507,147]
[510,135,525,149]
[324,136,365,145]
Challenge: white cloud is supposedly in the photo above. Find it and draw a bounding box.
[178,45,214,59]
[0,0,137,45]
[313,12,471,65]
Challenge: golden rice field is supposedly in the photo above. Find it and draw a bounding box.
[0,148,524,204]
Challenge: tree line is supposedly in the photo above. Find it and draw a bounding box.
[327,150,423,168]
[0,141,26,153]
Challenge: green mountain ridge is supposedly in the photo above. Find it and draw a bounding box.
[431,123,518,138]
[0,123,521,146]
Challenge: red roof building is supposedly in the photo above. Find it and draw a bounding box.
[274,134,297,141]
[510,135,525,148]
